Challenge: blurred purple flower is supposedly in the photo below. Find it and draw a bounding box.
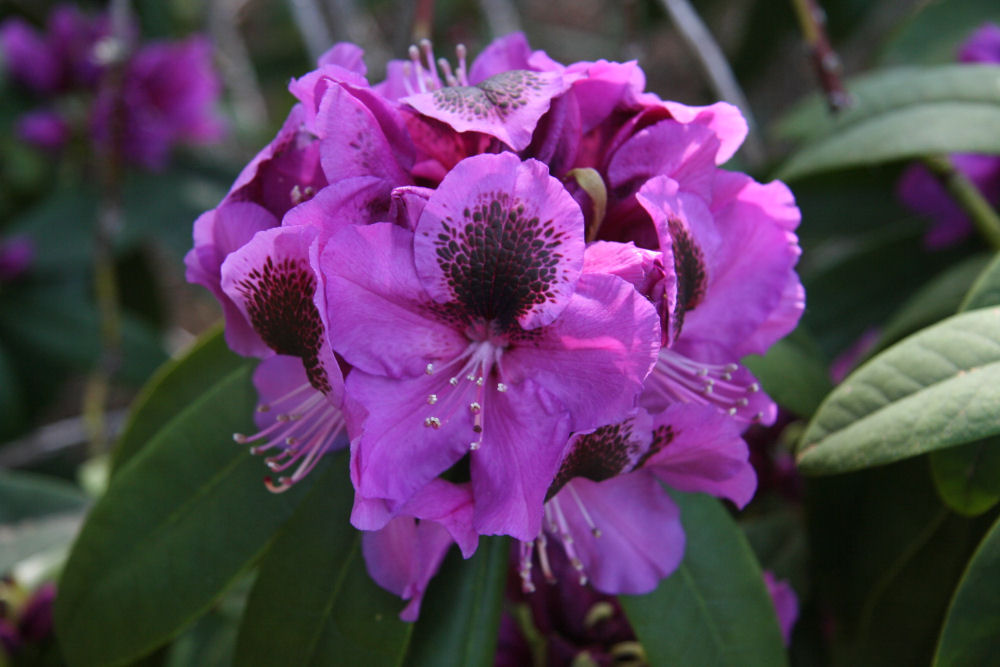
[0,236,34,282]
[92,37,226,169]
[897,22,1000,248]
[763,571,799,645]
[15,109,69,152]
[0,17,60,93]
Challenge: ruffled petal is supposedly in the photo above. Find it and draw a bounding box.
[220,225,342,398]
[641,403,757,509]
[413,153,585,331]
[502,272,660,432]
[403,70,570,151]
[550,474,684,594]
[322,223,466,378]
[470,378,571,541]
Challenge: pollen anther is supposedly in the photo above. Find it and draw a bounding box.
[424,416,442,429]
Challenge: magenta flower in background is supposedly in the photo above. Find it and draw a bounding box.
[763,571,800,645]
[897,22,1000,248]
[188,31,802,619]
[92,36,226,169]
[15,109,69,152]
[0,236,34,282]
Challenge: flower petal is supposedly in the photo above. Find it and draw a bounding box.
[414,153,585,331]
[322,223,466,378]
[552,474,684,594]
[403,70,570,151]
[502,272,660,432]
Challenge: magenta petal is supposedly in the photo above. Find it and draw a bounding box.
[314,82,413,186]
[467,33,537,83]
[503,272,660,432]
[317,42,367,74]
[662,100,748,165]
[0,18,61,93]
[470,380,571,541]
[283,175,391,244]
[414,153,585,330]
[643,404,757,509]
[186,202,277,357]
[958,23,1000,64]
[400,479,478,557]
[323,223,466,377]
[554,474,684,594]
[347,368,472,507]
[568,60,645,133]
[682,171,803,357]
[403,70,570,151]
[363,516,454,622]
[608,119,721,200]
[763,571,800,645]
[220,225,342,398]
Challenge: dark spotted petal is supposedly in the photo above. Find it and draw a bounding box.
[403,70,570,151]
[220,225,342,400]
[414,153,584,331]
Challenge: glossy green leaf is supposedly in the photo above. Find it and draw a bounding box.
[929,438,1000,516]
[111,324,247,474]
[620,491,787,667]
[405,536,509,667]
[777,65,1000,143]
[742,334,832,417]
[799,308,1000,474]
[960,252,1000,312]
[934,513,1000,665]
[0,469,87,523]
[235,455,412,666]
[55,365,321,667]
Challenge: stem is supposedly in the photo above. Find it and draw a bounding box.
[789,0,852,112]
[85,0,131,454]
[923,155,1000,250]
[658,0,765,168]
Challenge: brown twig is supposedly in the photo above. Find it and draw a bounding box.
[790,0,852,113]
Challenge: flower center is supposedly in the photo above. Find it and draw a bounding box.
[401,39,469,95]
[519,484,603,592]
[233,382,345,492]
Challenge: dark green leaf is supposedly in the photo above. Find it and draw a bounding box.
[960,251,1000,312]
[235,455,412,667]
[55,364,321,667]
[742,333,832,417]
[881,0,1000,66]
[934,513,1000,665]
[799,308,1000,474]
[871,254,991,357]
[111,324,247,474]
[929,438,1000,516]
[620,491,788,667]
[405,536,509,667]
[0,469,88,523]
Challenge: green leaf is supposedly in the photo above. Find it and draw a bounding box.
[620,491,787,667]
[775,65,1000,181]
[880,0,1000,66]
[799,308,1000,475]
[235,455,412,667]
[55,364,322,667]
[934,513,1000,666]
[929,438,1000,516]
[871,254,992,357]
[960,251,1000,312]
[111,324,247,474]
[405,536,509,667]
[0,469,88,523]
[928,258,1000,515]
[742,333,832,417]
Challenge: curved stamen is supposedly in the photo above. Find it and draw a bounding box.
[422,341,503,450]
[648,348,764,422]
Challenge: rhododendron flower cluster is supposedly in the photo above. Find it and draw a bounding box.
[187,33,803,620]
[0,4,224,168]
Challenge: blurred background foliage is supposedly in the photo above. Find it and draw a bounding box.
[2,0,1000,665]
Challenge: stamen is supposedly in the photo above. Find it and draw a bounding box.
[496,383,508,392]
[648,349,764,422]
[419,39,441,89]
[438,58,458,86]
[518,541,536,593]
[427,394,438,405]
[567,483,602,538]
[425,363,435,375]
[401,62,415,96]
[550,497,588,585]
[408,45,427,93]
[455,44,469,86]
[424,417,442,429]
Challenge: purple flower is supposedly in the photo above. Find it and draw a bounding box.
[519,404,754,595]
[763,571,799,645]
[323,152,660,541]
[92,36,226,169]
[0,236,34,282]
[897,22,1000,247]
[0,17,60,93]
[15,109,69,152]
